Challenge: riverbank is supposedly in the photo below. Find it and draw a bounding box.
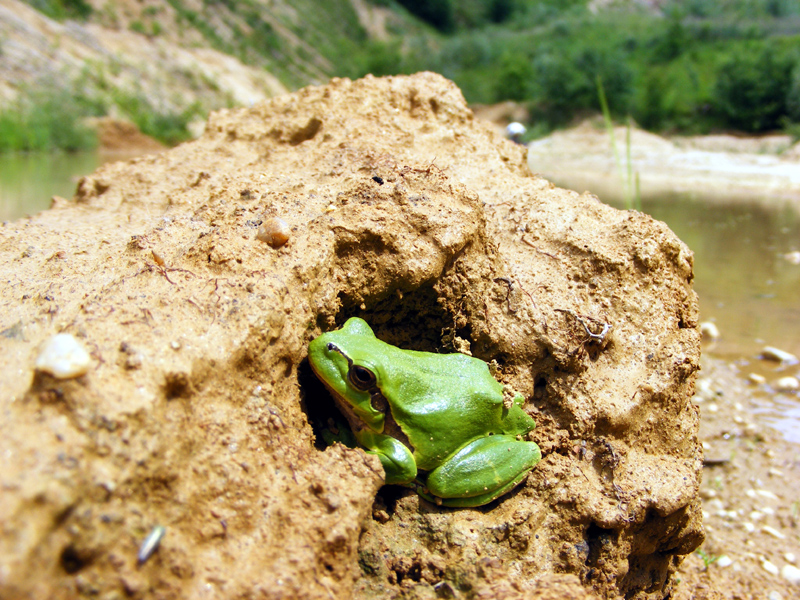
[526,119,800,205]
[521,117,800,599]
[676,354,800,600]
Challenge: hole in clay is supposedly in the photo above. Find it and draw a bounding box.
[163,371,191,399]
[60,545,90,574]
[375,484,410,515]
[584,523,616,567]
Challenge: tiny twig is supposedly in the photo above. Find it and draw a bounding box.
[521,235,560,260]
[493,277,516,313]
[555,309,611,344]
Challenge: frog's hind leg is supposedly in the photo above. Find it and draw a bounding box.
[424,435,541,507]
[437,470,531,507]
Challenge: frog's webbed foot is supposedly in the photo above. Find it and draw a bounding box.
[357,429,417,485]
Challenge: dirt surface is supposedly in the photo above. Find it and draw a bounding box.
[0,0,286,108]
[674,355,800,600]
[527,119,800,205]
[88,117,167,155]
[0,73,705,599]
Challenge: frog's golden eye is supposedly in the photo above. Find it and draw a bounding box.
[348,365,376,391]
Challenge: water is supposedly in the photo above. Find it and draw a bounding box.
[637,194,800,362]
[639,194,800,444]
[0,151,103,221]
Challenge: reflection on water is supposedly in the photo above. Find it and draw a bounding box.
[637,194,800,362]
[0,151,103,221]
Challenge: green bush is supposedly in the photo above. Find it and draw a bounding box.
[22,0,92,21]
[788,63,800,122]
[494,52,534,102]
[396,0,455,32]
[357,40,406,77]
[0,84,99,153]
[529,44,633,124]
[713,45,796,131]
[111,89,204,146]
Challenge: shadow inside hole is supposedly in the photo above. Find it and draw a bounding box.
[332,286,453,353]
[60,544,91,574]
[298,357,356,452]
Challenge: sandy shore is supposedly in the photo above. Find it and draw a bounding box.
[526,120,800,205]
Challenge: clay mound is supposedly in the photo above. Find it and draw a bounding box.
[0,73,702,600]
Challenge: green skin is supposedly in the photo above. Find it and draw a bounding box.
[308,318,541,507]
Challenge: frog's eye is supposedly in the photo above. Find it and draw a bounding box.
[348,365,376,391]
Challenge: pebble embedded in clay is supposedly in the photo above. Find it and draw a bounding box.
[34,333,92,379]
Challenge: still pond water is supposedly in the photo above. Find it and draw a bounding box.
[2,152,799,438]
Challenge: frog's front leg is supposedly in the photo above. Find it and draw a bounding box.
[423,435,541,507]
[356,429,417,485]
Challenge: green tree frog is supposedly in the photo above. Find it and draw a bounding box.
[308,317,541,507]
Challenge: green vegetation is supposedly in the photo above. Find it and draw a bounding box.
[356,0,800,136]
[166,0,376,89]
[0,71,209,153]
[0,83,99,153]
[695,548,719,570]
[22,0,92,21]
[8,0,800,153]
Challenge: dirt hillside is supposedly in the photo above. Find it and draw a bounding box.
[0,72,703,599]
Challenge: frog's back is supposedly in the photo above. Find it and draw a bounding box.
[384,345,504,403]
[378,346,512,470]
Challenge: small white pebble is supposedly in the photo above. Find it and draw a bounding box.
[748,489,779,500]
[170,341,181,350]
[699,321,720,341]
[762,558,780,575]
[742,522,755,533]
[762,526,786,539]
[137,525,166,565]
[750,510,765,521]
[768,468,784,477]
[775,376,799,392]
[734,415,744,424]
[782,564,800,584]
[35,333,92,379]
[734,402,744,411]
[748,373,766,384]
[706,403,719,413]
[768,591,783,600]
[784,553,796,564]
[716,555,733,568]
[757,489,780,500]
[761,507,776,515]
[760,346,798,364]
